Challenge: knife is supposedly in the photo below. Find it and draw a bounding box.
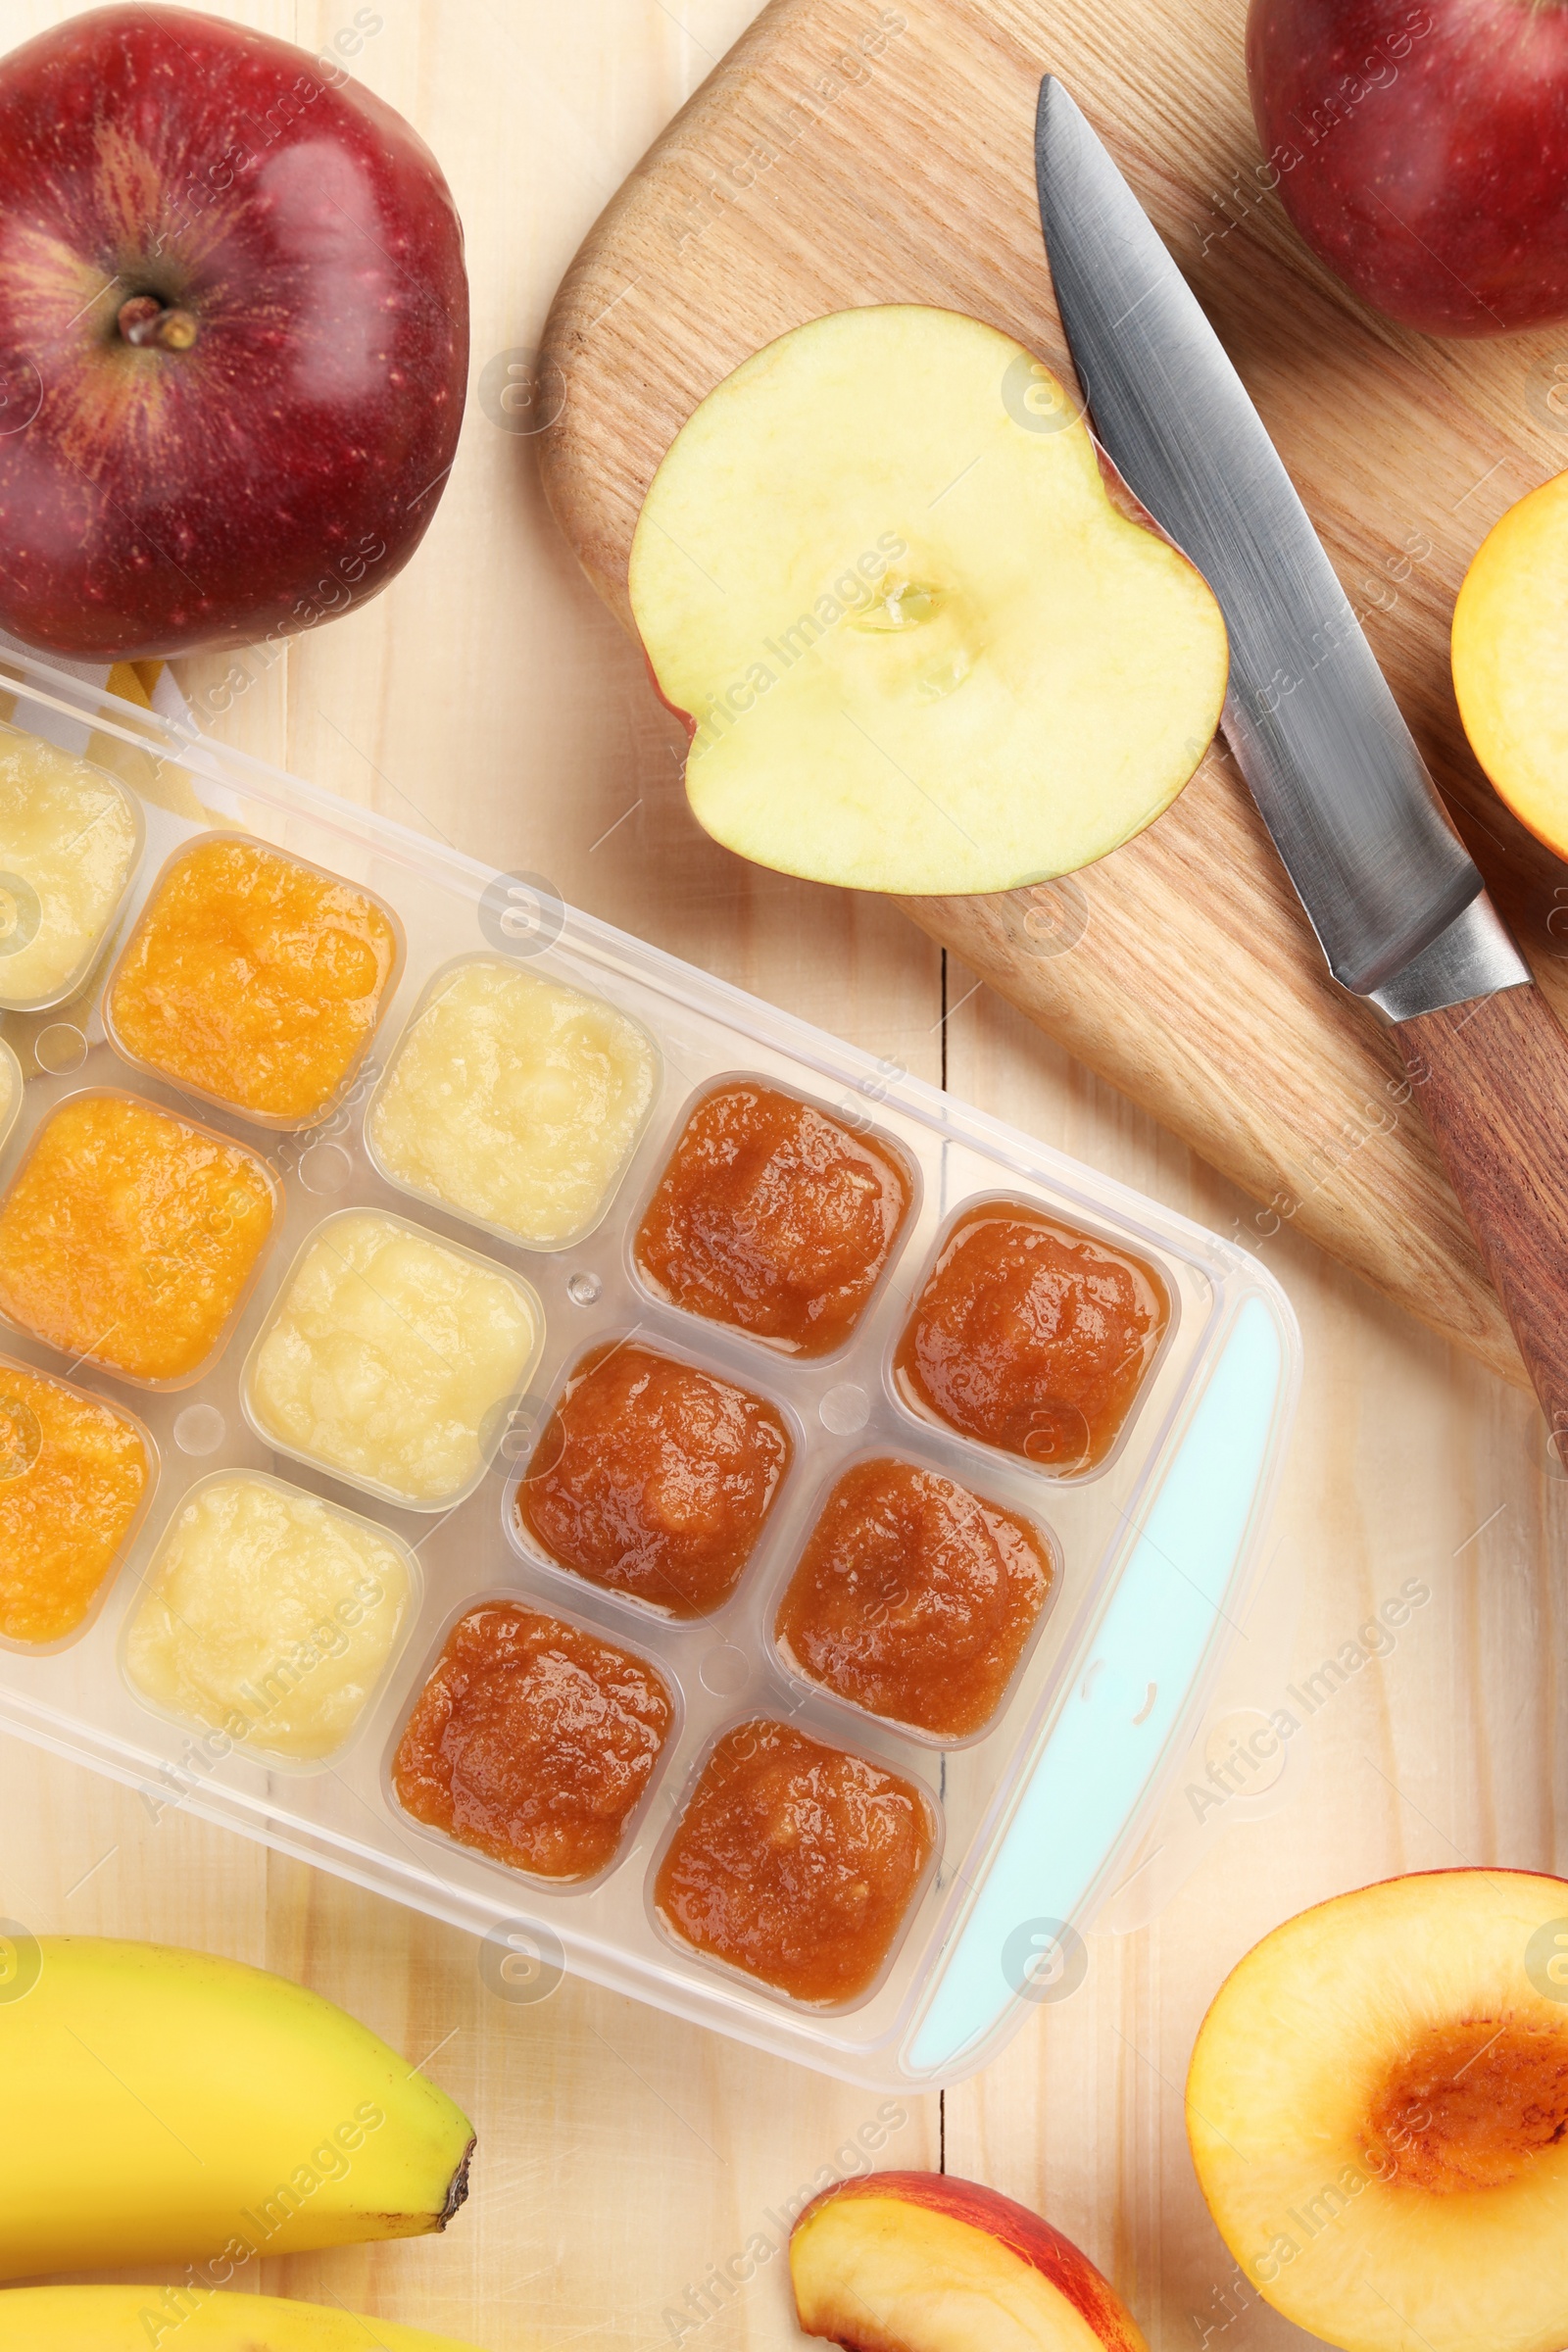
[1036,74,1568,1445]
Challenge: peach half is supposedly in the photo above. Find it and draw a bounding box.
[789,2169,1148,2350]
[1187,1869,1568,2352]
[629,306,1228,896]
[1453,467,1568,860]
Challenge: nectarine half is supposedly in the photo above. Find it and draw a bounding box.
[1187,1868,1568,2352]
[629,306,1228,896]
[789,2169,1148,2350]
[1453,469,1568,862]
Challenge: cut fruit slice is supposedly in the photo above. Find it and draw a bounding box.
[629,306,1228,896]
[1453,469,1568,859]
[789,2169,1149,2350]
[1187,1868,1568,2352]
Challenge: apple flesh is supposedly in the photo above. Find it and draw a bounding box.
[1187,1869,1568,2352]
[1451,470,1568,858]
[789,2170,1149,2351]
[0,4,468,661]
[628,306,1228,896]
[1248,0,1568,336]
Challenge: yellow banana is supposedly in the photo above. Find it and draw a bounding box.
[0,2286,489,2349]
[0,1936,472,2280]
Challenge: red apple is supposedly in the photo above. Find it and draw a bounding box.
[0,4,467,660]
[790,2170,1149,2351]
[1248,0,1568,335]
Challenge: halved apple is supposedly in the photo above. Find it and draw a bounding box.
[628,306,1229,896]
[1453,468,1568,859]
[789,2169,1149,2350]
[1187,1869,1568,2352]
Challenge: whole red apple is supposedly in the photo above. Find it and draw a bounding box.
[0,4,467,661]
[1248,0,1568,335]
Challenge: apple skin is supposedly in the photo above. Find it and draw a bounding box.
[0,4,467,661]
[1248,0,1568,336]
[790,2170,1148,2350]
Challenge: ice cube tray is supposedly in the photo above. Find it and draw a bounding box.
[0,646,1298,2088]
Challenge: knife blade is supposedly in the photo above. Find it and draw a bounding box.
[1034,75,1568,1441]
[1034,74,1527,1015]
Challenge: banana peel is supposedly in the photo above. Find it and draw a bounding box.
[0,2285,491,2349]
[0,1937,472,2279]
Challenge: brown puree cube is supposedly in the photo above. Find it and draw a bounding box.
[654,1718,935,2006]
[634,1081,912,1357]
[515,1341,792,1618]
[391,1601,673,1882]
[775,1458,1054,1740]
[895,1200,1170,1472]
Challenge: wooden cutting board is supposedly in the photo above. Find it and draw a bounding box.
[537,0,1568,1393]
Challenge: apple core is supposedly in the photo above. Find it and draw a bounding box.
[115,295,198,353]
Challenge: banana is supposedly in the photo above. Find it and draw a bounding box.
[0,2286,490,2349]
[0,1936,472,2280]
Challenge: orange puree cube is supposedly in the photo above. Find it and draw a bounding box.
[0,1093,276,1388]
[0,1357,152,1643]
[106,834,401,1126]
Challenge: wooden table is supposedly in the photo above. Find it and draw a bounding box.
[12,1,1565,2344]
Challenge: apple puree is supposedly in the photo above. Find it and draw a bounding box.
[0,1359,150,1644]
[1365,2015,1568,2193]
[246,1210,541,1508]
[655,1718,934,2005]
[106,836,399,1125]
[516,1340,791,1617]
[0,1093,276,1386]
[122,1473,413,1764]
[635,1082,911,1357]
[775,1458,1053,1740]
[392,1601,674,1881]
[896,1201,1169,1472]
[368,957,657,1248]
[0,732,140,1009]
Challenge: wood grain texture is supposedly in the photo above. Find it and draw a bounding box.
[1397,984,1568,1442]
[535,0,1568,1391]
[8,6,1568,2352]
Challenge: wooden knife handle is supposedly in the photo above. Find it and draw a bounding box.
[1396,983,1568,1446]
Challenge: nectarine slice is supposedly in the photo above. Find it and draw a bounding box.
[1453,469,1568,860]
[1187,1869,1568,2352]
[790,2170,1148,2350]
[629,306,1228,896]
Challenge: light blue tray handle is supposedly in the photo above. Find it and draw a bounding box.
[905,1291,1289,2082]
